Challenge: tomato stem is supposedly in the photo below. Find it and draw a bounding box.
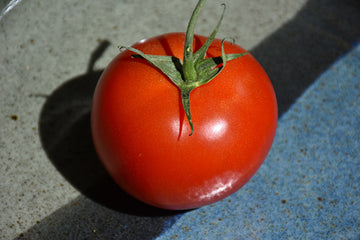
[119,0,248,136]
[183,0,207,83]
[180,89,194,136]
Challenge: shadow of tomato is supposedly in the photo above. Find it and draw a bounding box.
[39,40,185,217]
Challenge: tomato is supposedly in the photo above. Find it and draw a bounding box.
[91,0,277,210]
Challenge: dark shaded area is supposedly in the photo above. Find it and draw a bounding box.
[251,0,360,115]
[14,195,181,240]
[35,40,184,240]
[38,40,186,217]
[30,0,360,239]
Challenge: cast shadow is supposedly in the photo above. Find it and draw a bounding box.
[38,40,183,217]
[13,194,181,240]
[35,40,184,239]
[251,0,360,115]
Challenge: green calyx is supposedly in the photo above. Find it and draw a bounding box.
[120,0,248,136]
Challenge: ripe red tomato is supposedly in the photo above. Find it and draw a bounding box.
[91,32,277,210]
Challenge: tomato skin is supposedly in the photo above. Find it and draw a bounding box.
[91,32,277,210]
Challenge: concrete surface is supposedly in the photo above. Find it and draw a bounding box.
[1,0,359,239]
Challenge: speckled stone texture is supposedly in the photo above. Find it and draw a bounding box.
[1,0,359,239]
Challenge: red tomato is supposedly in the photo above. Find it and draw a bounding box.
[91,32,277,210]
